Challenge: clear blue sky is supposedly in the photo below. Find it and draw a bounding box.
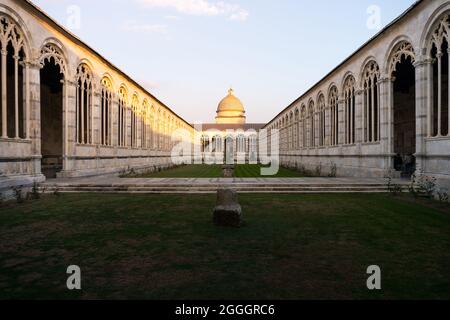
[33,0,416,123]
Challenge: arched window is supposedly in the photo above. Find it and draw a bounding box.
[150,106,155,149]
[301,105,307,148]
[165,114,170,151]
[118,86,127,147]
[201,135,210,153]
[131,94,139,148]
[308,100,315,147]
[100,77,112,146]
[212,135,222,153]
[362,61,380,142]
[328,86,339,146]
[289,112,294,149]
[428,14,450,137]
[156,109,162,150]
[76,64,93,144]
[237,134,246,153]
[0,14,27,140]
[317,93,326,146]
[249,134,258,154]
[343,75,356,145]
[142,100,149,148]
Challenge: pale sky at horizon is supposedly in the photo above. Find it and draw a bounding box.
[32,0,417,124]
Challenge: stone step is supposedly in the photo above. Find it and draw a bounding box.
[41,183,398,188]
[38,184,406,194]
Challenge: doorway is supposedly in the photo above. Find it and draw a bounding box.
[40,58,63,178]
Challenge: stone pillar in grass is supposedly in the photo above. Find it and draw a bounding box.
[213,189,242,227]
[222,165,235,178]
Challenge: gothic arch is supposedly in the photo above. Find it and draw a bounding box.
[316,92,325,110]
[39,39,68,77]
[76,58,95,75]
[76,62,93,83]
[341,72,356,94]
[361,60,381,143]
[327,82,338,97]
[101,72,115,92]
[420,2,450,54]
[131,93,139,112]
[118,84,129,105]
[75,63,94,144]
[0,7,32,59]
[359,57,380,86]
[384,37,416,76]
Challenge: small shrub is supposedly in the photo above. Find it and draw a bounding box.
[437,188,449,203]
[119,169,129,178]
[297,164,306,175]
[30,182,41,200]
[12,186,25,204]
[408,174,418,198]
[315,163,322,177]
[416,171,437,198]
[328,163,337,178]
[387,176,403,196]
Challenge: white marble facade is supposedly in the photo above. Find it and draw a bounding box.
[0,0,194,193]
[265,0,450,187]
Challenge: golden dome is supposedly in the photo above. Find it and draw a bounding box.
[216,88,246,125]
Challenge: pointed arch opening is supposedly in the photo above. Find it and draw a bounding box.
[0,14,28,140]
[40,51,64,178]
[390,41,416,176]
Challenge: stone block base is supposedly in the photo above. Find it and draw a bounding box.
[213,188,242,227]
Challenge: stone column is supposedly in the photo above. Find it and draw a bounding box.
[414,58,433,174]
[315,111,319,147]
[27,60,42,175]
[325,106,331,147]
[378,76,395,172]
[338,98,345,146]
[62,77,77,173]
[24,61,31,140]
[92,84,101,145]
[110,94,118,147]
[13,54,19,138]
[355,89,363,144]
[1,49,7,138]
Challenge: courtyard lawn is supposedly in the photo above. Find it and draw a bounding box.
[132,164,223,178]
[127,164,303,178]
[0,193,450,299]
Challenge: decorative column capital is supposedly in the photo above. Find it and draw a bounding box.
[413,58,433,68]
[378,76,395,84]
[64,78,78,86]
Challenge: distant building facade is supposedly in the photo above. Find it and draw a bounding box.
[264,0,450,186]
[196,89,264,163]
[0,0,194,193]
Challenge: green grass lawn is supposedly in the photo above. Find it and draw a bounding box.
[0,193,449,299]
[127,164,304,178]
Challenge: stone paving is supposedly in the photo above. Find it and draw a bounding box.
[39,175,410,194]
[43,176,407,187]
